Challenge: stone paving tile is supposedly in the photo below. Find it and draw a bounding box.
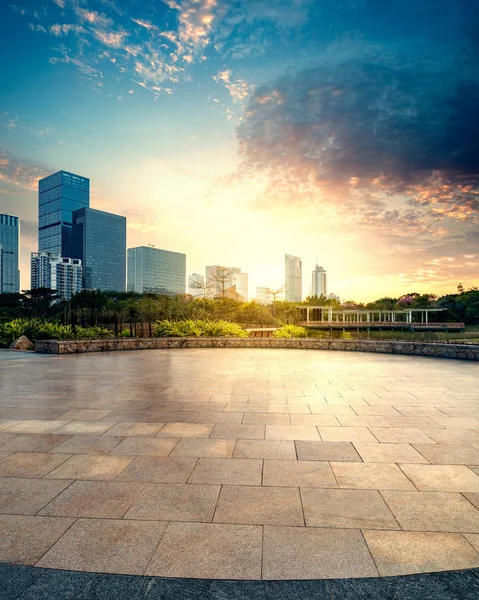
[318,427,378,443]
[3,420,70,434]
[354,443,429,464]
[50,435,123,455]
[195,412,244,424]
[266,404,312,414]
[110,437,179,456]
[301,488,399,530]
[370,428,436,444]
[381,490,479,533]
[115,456,197,483]
[464,493,479,510]
[384,416,444,429]
[0,419,22,432]
[399,464,479,492]
[233,440,297,460]
[224,403,267,413]
[265,425,320,441]
[0,477,73,514]
[36,518,167,574]
[242,413,291,425]
[171,438,236,458]
[53,421,117,435]
[188,458,262,486]
[0,514,75,565]
[301,405,356,415]
[363,530,479,576]
[214,485,304,526]
[412,444,479,465]
[45,454,134,480]
[263,526,378,579]
[146,522,263,579]
[124,483,220,522]
[295,441,362,462]
[210,424,265,440]
[420,428,479,445]
[465,533,479,552]
[156,423,213,438]
[0,433,70,453]
[289,415,340,426]
[39,480,145,518]
[102,422,165,437]
[336,416,391,428]
[263,460,337,488]
[431,417,479,429]
[331,462,416,490]
[59,410,113,421]
[0,452,71,478]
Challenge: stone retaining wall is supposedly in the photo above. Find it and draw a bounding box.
[35,337,479,360]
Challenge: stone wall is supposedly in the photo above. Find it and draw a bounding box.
[35,337,479,360]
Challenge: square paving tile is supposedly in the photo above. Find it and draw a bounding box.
[381,490,479,533]
[318,427,378,443]
[369,428,435,444]
[265,425,320,441]
[171,438,236,458]
[115,456,197,483]
[399,464,479,492]
[188,458,262,486]
[0,514,75,565]
[4,420,70,434]
[233,440,296,460]
[0,452,71,478]
[214,485,304,526]
[412,444,479,465]
[263,526,378,579]
[39,480,145,518]
[156,423,213,438]
[301,488,399,529]
[363,530,479,576]
[210,424,265,440]
[331,462,416,490]
[146,522,262,579]
[50,435,123,455]
[354,443,428,463]
[54,421,117,435]
[0,477,72,514]
[110,437,179,456]
[124,483,220,522]
[263,460,337,488]
[36,518,167,574]
[45,455,134,480]
[295,441,362,462]
[0,433,70,453]
[102,422,165,437]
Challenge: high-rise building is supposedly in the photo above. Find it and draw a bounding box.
[312,263,327,297]
[232,272,248,302]
[39,170,90,257]
[188,273,205,298]
[127,246,186,295]
[285,254,302,302]
[0,214,20,294]
[256,287,271,304]
[31,252,82,300]
[205,266,248,301]
[72,207,126,291]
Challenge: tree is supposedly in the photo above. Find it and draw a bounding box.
[237,301,277,326]
[189,276,215,303]
[208,266,238,299]
[457,283,465,294]
[269,286,284,317]
[138,295,159,337]
[21,288,61,319]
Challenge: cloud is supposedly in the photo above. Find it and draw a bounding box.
[0,151,50,190]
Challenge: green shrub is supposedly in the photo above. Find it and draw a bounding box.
[201,320,247,337]
[0,319,114,347]
[75,327,114,339]
[340,331,353,340]
[273,324,309,338]
[153,319,248,338]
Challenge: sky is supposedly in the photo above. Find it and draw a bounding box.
[0,0,478,302]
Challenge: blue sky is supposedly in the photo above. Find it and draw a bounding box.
[0,0,478,299]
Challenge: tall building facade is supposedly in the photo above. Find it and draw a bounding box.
[31,252,82,300]
[188,273,205,298]
[285,254,302,302]
[232,272,248,302]
[256,287,271,304]
[127,246,186,295]
[311,264,327,297]
[72,207,126,291]
[205,266,248,301]
[39,171,90,257]
[0,214,20,294]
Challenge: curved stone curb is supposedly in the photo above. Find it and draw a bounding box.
[34,337,479,360]
[2,562,479,600]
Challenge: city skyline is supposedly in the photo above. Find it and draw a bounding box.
[1,1,478,301]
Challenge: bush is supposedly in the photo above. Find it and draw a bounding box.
[340,331,353,340]
[273,324,309,338]
[0,319,114,347]
[75,327,114,339]
[153,319,248,338]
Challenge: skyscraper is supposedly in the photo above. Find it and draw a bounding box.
[205,266,248,300]
[39,171,90,257]
[127,246,186,295]
[31,252,82,300]
[72,207,126,291]
[311,263,327,297]
[0,214,20,294]
[285,254,302,302]
[188,273,205,298]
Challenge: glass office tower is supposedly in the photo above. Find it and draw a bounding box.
[72,208,126,291]
[127,246,186,295]
[39,171,90,257]
[0,214,20,293]
[285,253,302,302]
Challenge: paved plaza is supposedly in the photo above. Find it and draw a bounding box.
[0,348,479,580]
